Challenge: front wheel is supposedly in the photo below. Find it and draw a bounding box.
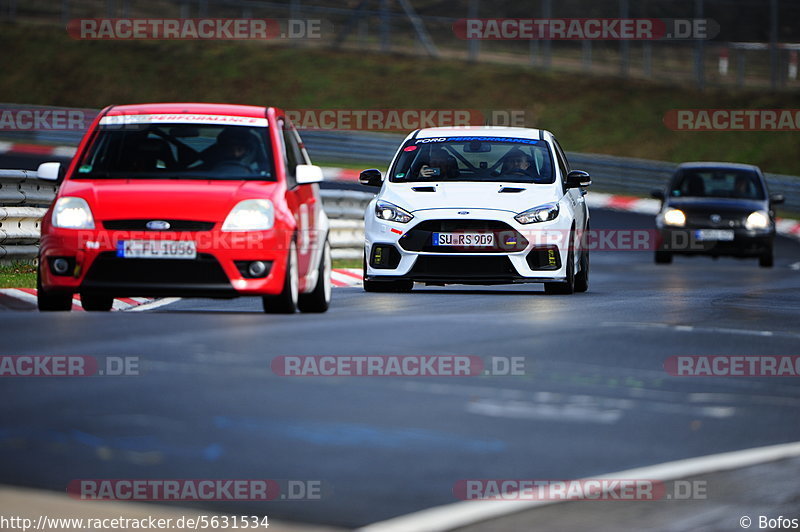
[37,267,72,311]
[574,248,589,293]
[363,254,413,292]
[298,239,331,313]
[654,250,673,264]
[545,247,575,295]
[263,242,299,314]
[759,250,774,268]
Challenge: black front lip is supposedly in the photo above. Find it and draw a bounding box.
[657,227,773,256]
[79,281,239,298]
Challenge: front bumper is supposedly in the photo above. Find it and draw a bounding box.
[39,228,291,298]
[364,208,575,285]
[656,227,774,257]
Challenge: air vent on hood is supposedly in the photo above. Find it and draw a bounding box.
[412,186,437,192]
[499,187,526,193]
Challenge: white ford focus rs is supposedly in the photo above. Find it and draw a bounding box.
[359,127,591,294]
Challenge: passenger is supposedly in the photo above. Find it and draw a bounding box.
[419,147,459,179]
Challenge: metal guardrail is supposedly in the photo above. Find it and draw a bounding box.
[321,189,370,260]
[0,169,371,262]
[1,104,798,261]
[0,170,55,261]
[303,131,800,212]
[3,103,799,211]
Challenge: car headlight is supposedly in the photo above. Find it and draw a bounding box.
[663,208,686,227]
[515,203,559,224]
[375,200,413,224]
[745,210,769,230]
[222,199,274,231]
[52,197,95,229]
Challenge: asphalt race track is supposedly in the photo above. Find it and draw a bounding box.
[2,205,800,528]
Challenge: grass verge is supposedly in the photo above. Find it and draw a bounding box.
[0,262,36,289]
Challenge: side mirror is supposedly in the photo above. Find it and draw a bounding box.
[37,162,62,181]
[359,169,383,187]
[770,193,785,205]
[295,164,324,185]
[651,189,665,201]
[566,170,590,189]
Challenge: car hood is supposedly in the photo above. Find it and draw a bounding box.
[665,197,767,214]
[380,182,561,214]
[58,179,280,222]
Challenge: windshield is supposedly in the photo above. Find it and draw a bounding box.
[390,137,555,184]
[670,168,765,200]
[74,123,275,180]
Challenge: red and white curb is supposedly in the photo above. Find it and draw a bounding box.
[0,289,153,311]
[0,141,76,158]
[0,269,363,310]
[331,267,363,287]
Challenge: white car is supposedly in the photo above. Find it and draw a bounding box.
[360,127,591,294]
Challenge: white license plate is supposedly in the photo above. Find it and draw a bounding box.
[432,232,495,247]
[694,229,734,242]
[117,240,197,259]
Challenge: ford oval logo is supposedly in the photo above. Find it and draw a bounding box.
[146,220,171,230]
[458,211,470,215]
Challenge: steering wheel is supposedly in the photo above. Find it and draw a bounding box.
[506,168,530,176]
[214,161,253,173]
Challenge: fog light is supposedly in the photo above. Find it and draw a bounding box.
[248,261,267,277]
[52,258,70,274]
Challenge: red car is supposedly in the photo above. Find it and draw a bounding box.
[35,103,331,313]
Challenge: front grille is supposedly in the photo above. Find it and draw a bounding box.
[685,214,742,228]
[103,219,216,231]
[409,256,516,279]
[399,219,528,253]
[85,252,230,284]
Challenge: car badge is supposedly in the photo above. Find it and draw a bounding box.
[146,220,171,230]
[458,211,469,215]
[710,214,721,223]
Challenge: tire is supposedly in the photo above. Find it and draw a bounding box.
[654,250,673,264]
[262,241,298,314]
[545,246,575,295]
[298,239,331,313]
[36,266,72,312]
[80,293,114,311]
[574,248,589,293]
[363,254,413,292]
[759,250,774,268]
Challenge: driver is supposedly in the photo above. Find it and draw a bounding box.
[213,127,257,171]
[733,174,752,198]
[500,148,534,175]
